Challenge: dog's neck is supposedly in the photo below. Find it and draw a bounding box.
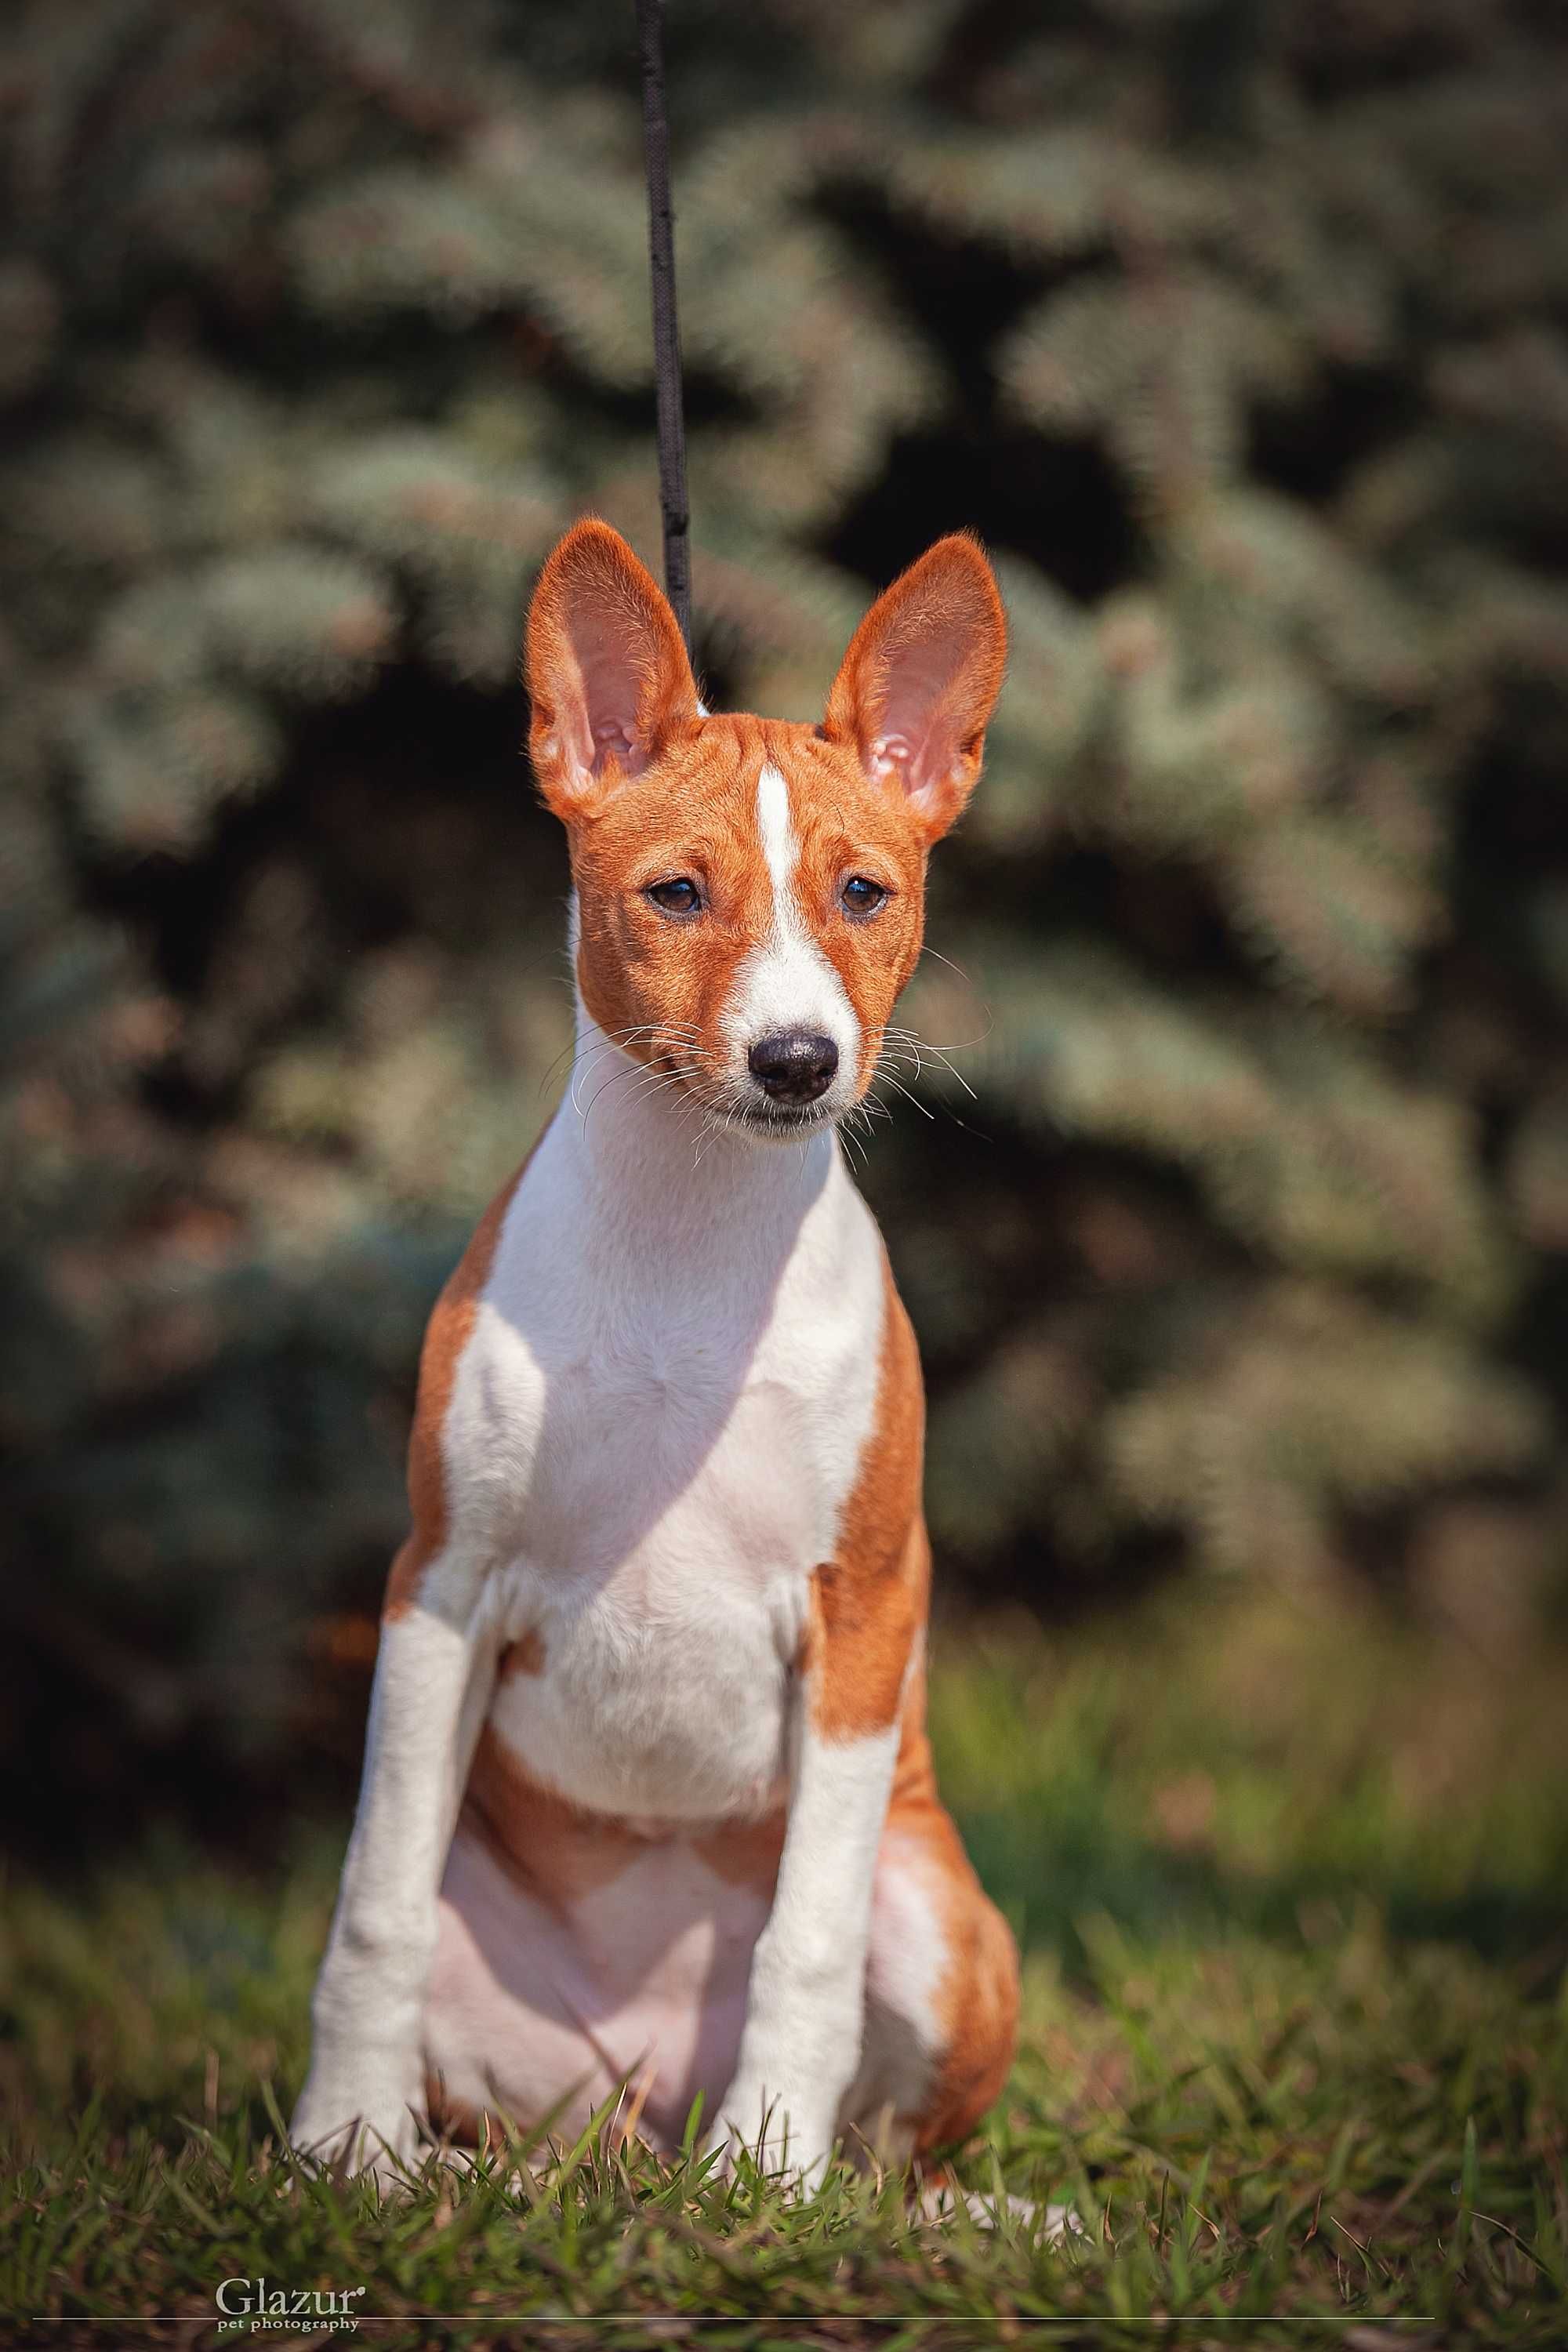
[557,993,840,1249]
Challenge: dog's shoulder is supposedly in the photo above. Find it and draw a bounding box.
[383,1147,537,1619]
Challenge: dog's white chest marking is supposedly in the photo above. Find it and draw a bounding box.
[439,1055,886,1820]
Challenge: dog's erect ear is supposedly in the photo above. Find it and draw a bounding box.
[823,534,1007,844]
[525,519,700,819]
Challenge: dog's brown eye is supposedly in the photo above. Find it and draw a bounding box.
[840,876,887,917]
[645,877,702,917]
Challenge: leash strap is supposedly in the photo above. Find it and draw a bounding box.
[634,0,691,649]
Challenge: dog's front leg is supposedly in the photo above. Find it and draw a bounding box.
[292,1559,495,2185]
[713,1563,914,2190]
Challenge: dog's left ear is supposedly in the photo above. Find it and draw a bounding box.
[823,534,1007,843]
[525,517,701,820]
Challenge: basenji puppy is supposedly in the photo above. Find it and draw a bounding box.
[292,519,1018,2190]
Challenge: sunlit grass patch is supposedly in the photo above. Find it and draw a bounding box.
[4,1592,1566,2346]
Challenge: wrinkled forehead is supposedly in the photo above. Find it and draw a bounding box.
[573,717,920,882]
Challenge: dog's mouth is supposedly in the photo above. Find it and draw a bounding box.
[728,1098,839,1142]
[652,1057,846,1144]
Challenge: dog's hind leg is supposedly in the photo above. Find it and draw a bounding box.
[843,1771,1085,2239]
[838,1666,1019,2165]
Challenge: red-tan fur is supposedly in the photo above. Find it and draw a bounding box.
[568,715,924,1102]
[804,1261,1020,2151]
[383,1155,532,1624]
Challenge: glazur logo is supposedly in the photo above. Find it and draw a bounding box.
[215,2278,366,2334]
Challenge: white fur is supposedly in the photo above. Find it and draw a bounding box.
[717,1711,901,2183]
[724,764,860,1110]
[295,996,894,2177]
[292,1578,502,2180]
[756,759,797,898]
[460,1014,884,1820]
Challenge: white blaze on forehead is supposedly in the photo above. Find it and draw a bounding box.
[756,760,796,898]
[725,764,860,1075]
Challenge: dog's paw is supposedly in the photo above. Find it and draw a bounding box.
[916,2179,1081,2238]
[290,2077,423,2194]
[707,2076,837,2193]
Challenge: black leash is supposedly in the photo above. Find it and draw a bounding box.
[634,0,691,650]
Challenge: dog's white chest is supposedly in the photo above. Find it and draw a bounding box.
[441,1117,885,1818]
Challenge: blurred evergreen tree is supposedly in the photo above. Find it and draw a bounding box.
[2,0,1566,1838]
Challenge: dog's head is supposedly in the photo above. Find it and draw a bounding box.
[524,519,1006,1142]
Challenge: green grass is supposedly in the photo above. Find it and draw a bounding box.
[4,1588,1566,2347]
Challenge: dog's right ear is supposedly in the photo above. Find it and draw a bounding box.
[525,519,700,820]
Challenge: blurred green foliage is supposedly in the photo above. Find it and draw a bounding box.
[2,0,1567,1833]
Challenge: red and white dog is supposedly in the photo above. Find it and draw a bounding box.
[292,519,1018,2188]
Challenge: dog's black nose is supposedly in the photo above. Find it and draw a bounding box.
[748,1031,840,1105]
